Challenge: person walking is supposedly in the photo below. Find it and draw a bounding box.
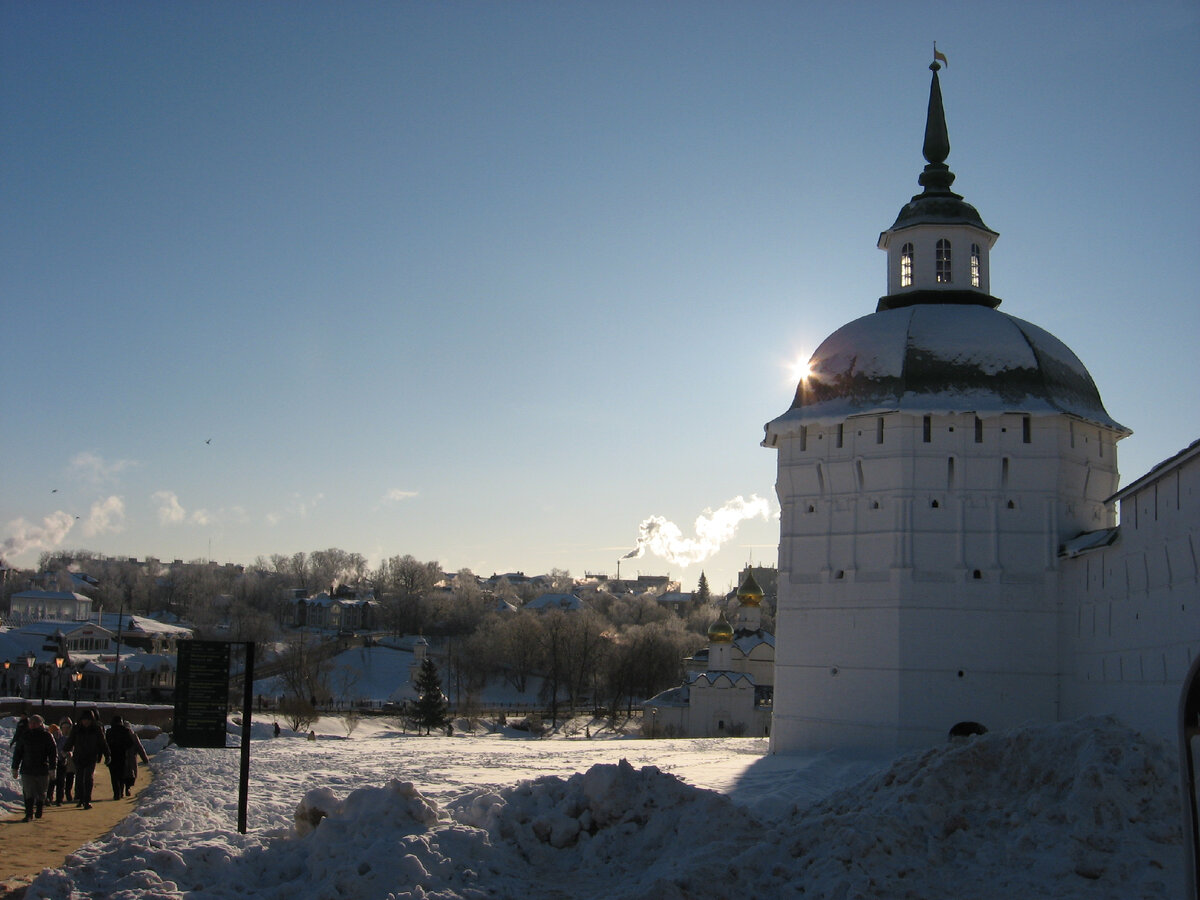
[11,713,57,822]
[53,717,74,805]
[63,708,110,809]
[9,713,29,748]
[105,715,148,799]
[44,722,61,806]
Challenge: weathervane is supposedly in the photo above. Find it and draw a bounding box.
[932,42,948,70]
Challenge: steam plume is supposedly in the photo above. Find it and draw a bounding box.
[2,511,76,558]
[624,495,772,567]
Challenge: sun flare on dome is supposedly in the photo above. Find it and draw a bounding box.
[787,354,813,385]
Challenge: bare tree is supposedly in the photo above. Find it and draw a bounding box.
[533,610,570,727]
[279,695,317,733]
[492,613,538,693]
[309,548,368,594]
[374,555,440,635]
[563,610,608,716]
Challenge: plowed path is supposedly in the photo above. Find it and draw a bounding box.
[0,768,152,898]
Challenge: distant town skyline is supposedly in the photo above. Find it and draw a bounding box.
[3,2,1197,595]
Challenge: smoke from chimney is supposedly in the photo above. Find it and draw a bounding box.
[623,495,772,566]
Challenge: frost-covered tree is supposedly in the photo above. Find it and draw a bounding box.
[413,657,449,735]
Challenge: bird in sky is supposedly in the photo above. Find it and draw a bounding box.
[51,488,57,493]
[205,438,212,445]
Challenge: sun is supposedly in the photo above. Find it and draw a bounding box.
[787,354,812,385]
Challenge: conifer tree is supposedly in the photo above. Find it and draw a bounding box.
[413,656,449,735]
[695,571,711,606]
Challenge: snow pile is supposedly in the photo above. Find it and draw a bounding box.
[744,716,1181,899]
[455,760,759,889]
[6,715,1186,899]
[294,779,440,837]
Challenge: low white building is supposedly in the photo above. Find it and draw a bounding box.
[7,590,93,624]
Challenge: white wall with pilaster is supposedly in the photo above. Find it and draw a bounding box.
[770,409,1124,752]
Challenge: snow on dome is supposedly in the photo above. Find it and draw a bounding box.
[767,304,1128,435]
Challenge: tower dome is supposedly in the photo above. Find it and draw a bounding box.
[766,58,1127,444]
[767,304,1127,437]
[707,611,734,644]
[737,570,764,607]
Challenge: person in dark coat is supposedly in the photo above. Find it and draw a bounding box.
[9,713,29,748]
[53,717,74,805]
[62,708,110,809]
[105,715,149,799]
[11,713,57,821]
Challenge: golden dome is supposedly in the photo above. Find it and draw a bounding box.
[737,571,764,607]
[707,611,734,644]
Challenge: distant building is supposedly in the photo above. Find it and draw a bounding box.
[290,591,379,632]
[642,572,774,738]
[655,591,693,612]
[525,593,585,613]
[2,614,190,702]
[8,590,93,623]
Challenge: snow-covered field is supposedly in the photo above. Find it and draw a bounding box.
[1,714,1185,899]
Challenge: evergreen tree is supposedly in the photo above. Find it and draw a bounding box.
[413,656,449,735]
[695,571,711,606]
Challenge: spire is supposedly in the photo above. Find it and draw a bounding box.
[874,54,1001,313]
[918,61,957,195]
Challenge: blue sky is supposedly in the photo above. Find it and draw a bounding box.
[3,1,1197,594]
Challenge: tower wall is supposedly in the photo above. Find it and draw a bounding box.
[770,410,1122,752]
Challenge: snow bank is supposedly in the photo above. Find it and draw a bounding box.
[738,716,1182,899]
[10,715,1187,899]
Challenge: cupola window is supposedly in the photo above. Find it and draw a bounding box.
[970,243,981,288]
[900,243,913,287]
[936,239,952,283]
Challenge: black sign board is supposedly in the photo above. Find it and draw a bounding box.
[174,640,231,748]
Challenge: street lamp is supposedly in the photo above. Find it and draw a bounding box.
[70,669,83,712]
[54,654,66,702]
[23,651,36,700]
[2,660,9,696]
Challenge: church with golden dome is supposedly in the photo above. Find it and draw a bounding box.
[642,570,775,738]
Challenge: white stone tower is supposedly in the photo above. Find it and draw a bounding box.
[763,59,1130,752]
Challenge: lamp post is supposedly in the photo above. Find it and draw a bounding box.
[54,653,65,702]
[71,669,83,713]
[23,651,36,700]
[2,660,9,697]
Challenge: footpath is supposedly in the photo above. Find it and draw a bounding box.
[0,768,153,899]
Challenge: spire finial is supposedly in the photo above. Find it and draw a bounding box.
[918,51,956,194]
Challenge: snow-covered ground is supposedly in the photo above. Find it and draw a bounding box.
[0,712,1185,899]
[252,642,553,708]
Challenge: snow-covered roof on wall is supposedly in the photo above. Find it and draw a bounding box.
[1059,528,1120,559]
[1110,437,1200,502]
[642,686,689,707]
[765,305,1128,437]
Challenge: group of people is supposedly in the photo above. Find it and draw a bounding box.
[9,708,149,823]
